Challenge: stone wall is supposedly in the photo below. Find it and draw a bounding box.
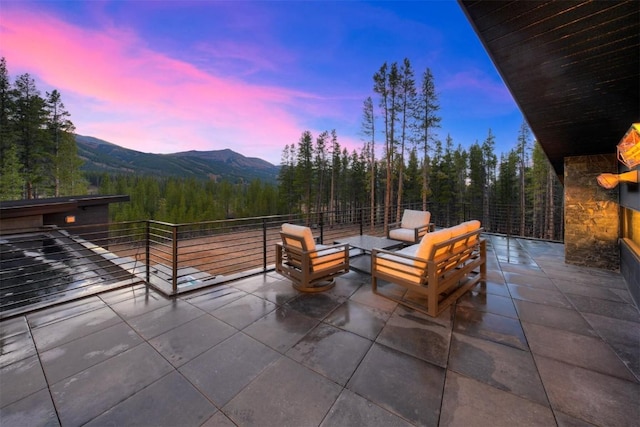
[564,154,619,270]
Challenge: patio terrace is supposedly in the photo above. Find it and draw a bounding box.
[1,234,638,426]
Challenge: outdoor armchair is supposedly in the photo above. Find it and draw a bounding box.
[275,223,349,292]
[388,209,434,244]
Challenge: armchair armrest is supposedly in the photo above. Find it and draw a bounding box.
[388,222,434,244]
[314,242,349,255]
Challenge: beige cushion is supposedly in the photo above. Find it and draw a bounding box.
[463,220,481,232]
[462,220,481,245]
[311,245,346,272]
[401,210,431,229]
[281,223,316,252]
[448,224,468,238]
[416,228,452,263]
[375,246,424,284]
[447,224,469,250]
[388,228,418,242]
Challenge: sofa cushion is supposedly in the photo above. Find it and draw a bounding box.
[463,220,481,232]
[416,228,452,263]
[376,247,424,285]
[401,210,430,229]
[462,220,481,245]
[447,223,469,250]
[281,223,316,252]
[448,224,468,238]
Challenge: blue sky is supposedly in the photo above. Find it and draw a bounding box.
[1,0,525,164]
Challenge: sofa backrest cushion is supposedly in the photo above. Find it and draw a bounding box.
[448,224,468,239]
[415,228,452,263]
[281,223,316,252]
[463,220,481,232]
[401,210,431,229]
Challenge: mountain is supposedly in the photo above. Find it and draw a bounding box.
[75,135,280,184]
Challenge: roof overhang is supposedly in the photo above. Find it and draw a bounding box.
[0,195,130,219]
[459,0,640,182]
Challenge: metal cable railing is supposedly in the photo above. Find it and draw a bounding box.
[0,202,563,317]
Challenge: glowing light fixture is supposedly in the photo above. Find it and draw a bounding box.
[597,170,639,189]
[597,123,640,189]
[618,123,640,168]
[64,215,76,224]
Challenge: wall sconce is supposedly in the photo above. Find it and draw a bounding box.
[618,123,640,168]
[597,170,639,189]
[64,215,76,224]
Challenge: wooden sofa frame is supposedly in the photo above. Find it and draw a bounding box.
[372,228,486,316]
[275,231,349,292]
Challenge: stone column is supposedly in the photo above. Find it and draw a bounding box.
[564,154,619,270]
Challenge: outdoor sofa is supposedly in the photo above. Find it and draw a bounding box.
[372,220,486,316]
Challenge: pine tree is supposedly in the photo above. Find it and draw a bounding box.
[516,121,531,235]
[373,62,401,234]
[373,63,392,233]
[404,147,421,204]
[277,144,297,213]
[0,57,16,161]
[481,129,497,229]
[0,143,24,200]
[295,131,314,215]
[329,129,341,225]
[452,144,468,223]
[361,96,376,231]
[314,131,329,214]
[467,142,485,222]
[13,73,47,198]
[45,89,85,196]
[496,150,519,234]
[395,58,417,222]
[416,68,441,210]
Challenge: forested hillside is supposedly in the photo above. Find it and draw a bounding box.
[77,135,279,184]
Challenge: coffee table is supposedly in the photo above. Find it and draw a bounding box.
[334,235,403,273]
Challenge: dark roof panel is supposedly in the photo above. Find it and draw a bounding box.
[460,0,640,181]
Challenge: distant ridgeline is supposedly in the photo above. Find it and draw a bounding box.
[76,135,280,185]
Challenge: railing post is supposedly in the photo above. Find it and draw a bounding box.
[262,218,267,271]
[319,212,324,244]
[172,225,178,294]
[145,221,150,283]
[359,208,363,235]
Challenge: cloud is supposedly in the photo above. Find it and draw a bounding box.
[0,6,318,163]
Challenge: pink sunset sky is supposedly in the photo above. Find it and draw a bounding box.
[1,1,522,165]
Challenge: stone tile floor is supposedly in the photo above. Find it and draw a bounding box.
[1,236,638,426]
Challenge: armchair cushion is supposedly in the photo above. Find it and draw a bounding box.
[281,223,316,253]
[401,210,431,229]
[311,245,347,272]
[388,228,420,243]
